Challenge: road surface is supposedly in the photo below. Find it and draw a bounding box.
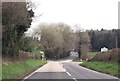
[24,56,119,81]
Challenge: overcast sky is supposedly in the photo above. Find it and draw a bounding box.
[28,0,119,33]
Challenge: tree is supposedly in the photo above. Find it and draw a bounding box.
[76,30,89,60]
[33,23,78,59]
[88,29,119,51]
[2,2,34,57]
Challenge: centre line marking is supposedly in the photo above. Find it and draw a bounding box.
[66,71,71,76]
[73,78,77,81]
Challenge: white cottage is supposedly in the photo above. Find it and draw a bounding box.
[101,47,108,52]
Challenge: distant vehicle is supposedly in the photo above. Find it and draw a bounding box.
[70,51,78,57]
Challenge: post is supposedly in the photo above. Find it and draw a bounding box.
[116,36,118,49]
[116,36,119,61]
[78,43,81,60]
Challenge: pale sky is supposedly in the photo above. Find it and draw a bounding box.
[28,0,119,33]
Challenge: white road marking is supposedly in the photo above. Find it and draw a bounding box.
[61,63,71,76]
[66,71,71,76]
[61,63,63,67]
[24,72,35,79]
[60,62,66,72]
[63,68,66,71]
[63,63,77,81]
[73,78,77,81]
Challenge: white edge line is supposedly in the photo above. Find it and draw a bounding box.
[24,71,36,79]
[24,65,43,79]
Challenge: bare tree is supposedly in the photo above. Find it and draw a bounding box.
[75,29,90,60]
[33,23,78,59]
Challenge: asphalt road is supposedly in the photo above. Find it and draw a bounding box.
[62,62,119,81]
[24,56,119,81]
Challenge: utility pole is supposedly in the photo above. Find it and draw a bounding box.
[116,36,119,61]
[116,36,118,49]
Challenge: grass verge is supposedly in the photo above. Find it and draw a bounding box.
[88,52,97,59]
[73,58,84,62]
[80,61,119,77]
[73,52,97,62]
[2,59,47,79]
